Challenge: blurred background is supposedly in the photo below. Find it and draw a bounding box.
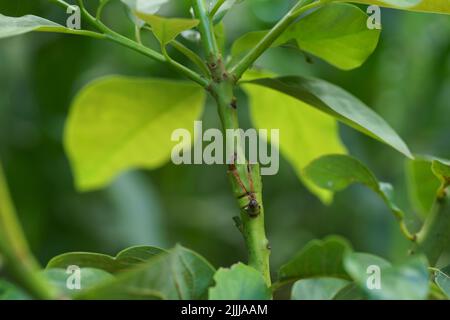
[0,0,449,290]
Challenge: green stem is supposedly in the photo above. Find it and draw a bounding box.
[73,2,209,87]
[210,0,227,18]
[191,0,219,61]
[230,0,323,80]
[191,0,271,286]
[0,162,56,299]
[414,183,450,266]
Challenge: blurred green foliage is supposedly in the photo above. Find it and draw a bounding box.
[0,0,449,289]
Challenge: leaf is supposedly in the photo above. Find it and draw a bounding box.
[344,252,429,300]
[333,283,366,300]
[41,268,114,298]
[406,158,441,218]
[79,245,215,300]
[0,279,30,300]
[340,0,450,14]
[47,246,165,274]
[208,263,271,300]
[278,236,352,284]
[291,277,350,300]
[434,266,450,299]
[64,76,206,191]
[284,3,381,70]
[432,159,450,184]
[232,4,380,70]
[121,0,169,15]
[241,73,347,203]
[244,76,412,158]
[304,154,417,239]
[136,13,199,45]
[0,14,98,39]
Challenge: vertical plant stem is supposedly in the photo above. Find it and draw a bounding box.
[0,162,56,299]
[191,0,271,286]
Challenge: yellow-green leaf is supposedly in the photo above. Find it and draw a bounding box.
[64,76,206,191]
[208,263,271,300]
[136,13,199,45]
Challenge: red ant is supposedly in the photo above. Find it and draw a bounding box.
[228,157,261,218]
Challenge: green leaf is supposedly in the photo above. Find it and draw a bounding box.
[278,236,352,284]
[65,76,206,191]
[284,3,381,70]
[340,0,450,14]
[406,158,441,218]
[304,154,415,239]
[0,279,30,300]
[121,0,169,15]
[244,76,412,158]
[41,268,114,298]
[208,263,271,300]
[47,246,165,274]
[432,159,450,184]
[291,278,350,300]
[434,266,450,299]
[304,155,396,210]
[241,73,347,203]
[0,14,101,39]
[333,283,366,300]
[136,13,199,45]
[344,252,429,300]
[79,245,215,300]
[232,4,380,70]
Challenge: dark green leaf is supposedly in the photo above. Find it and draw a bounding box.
[47,246,165,274]
[344,253,429,300]
[278,236,352,284]
[41,268,114,298]
[79,245,215,300]
[243,76,412,158]
[333,283,366,300]
[209,263,271,300]
[291,277,350,300]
